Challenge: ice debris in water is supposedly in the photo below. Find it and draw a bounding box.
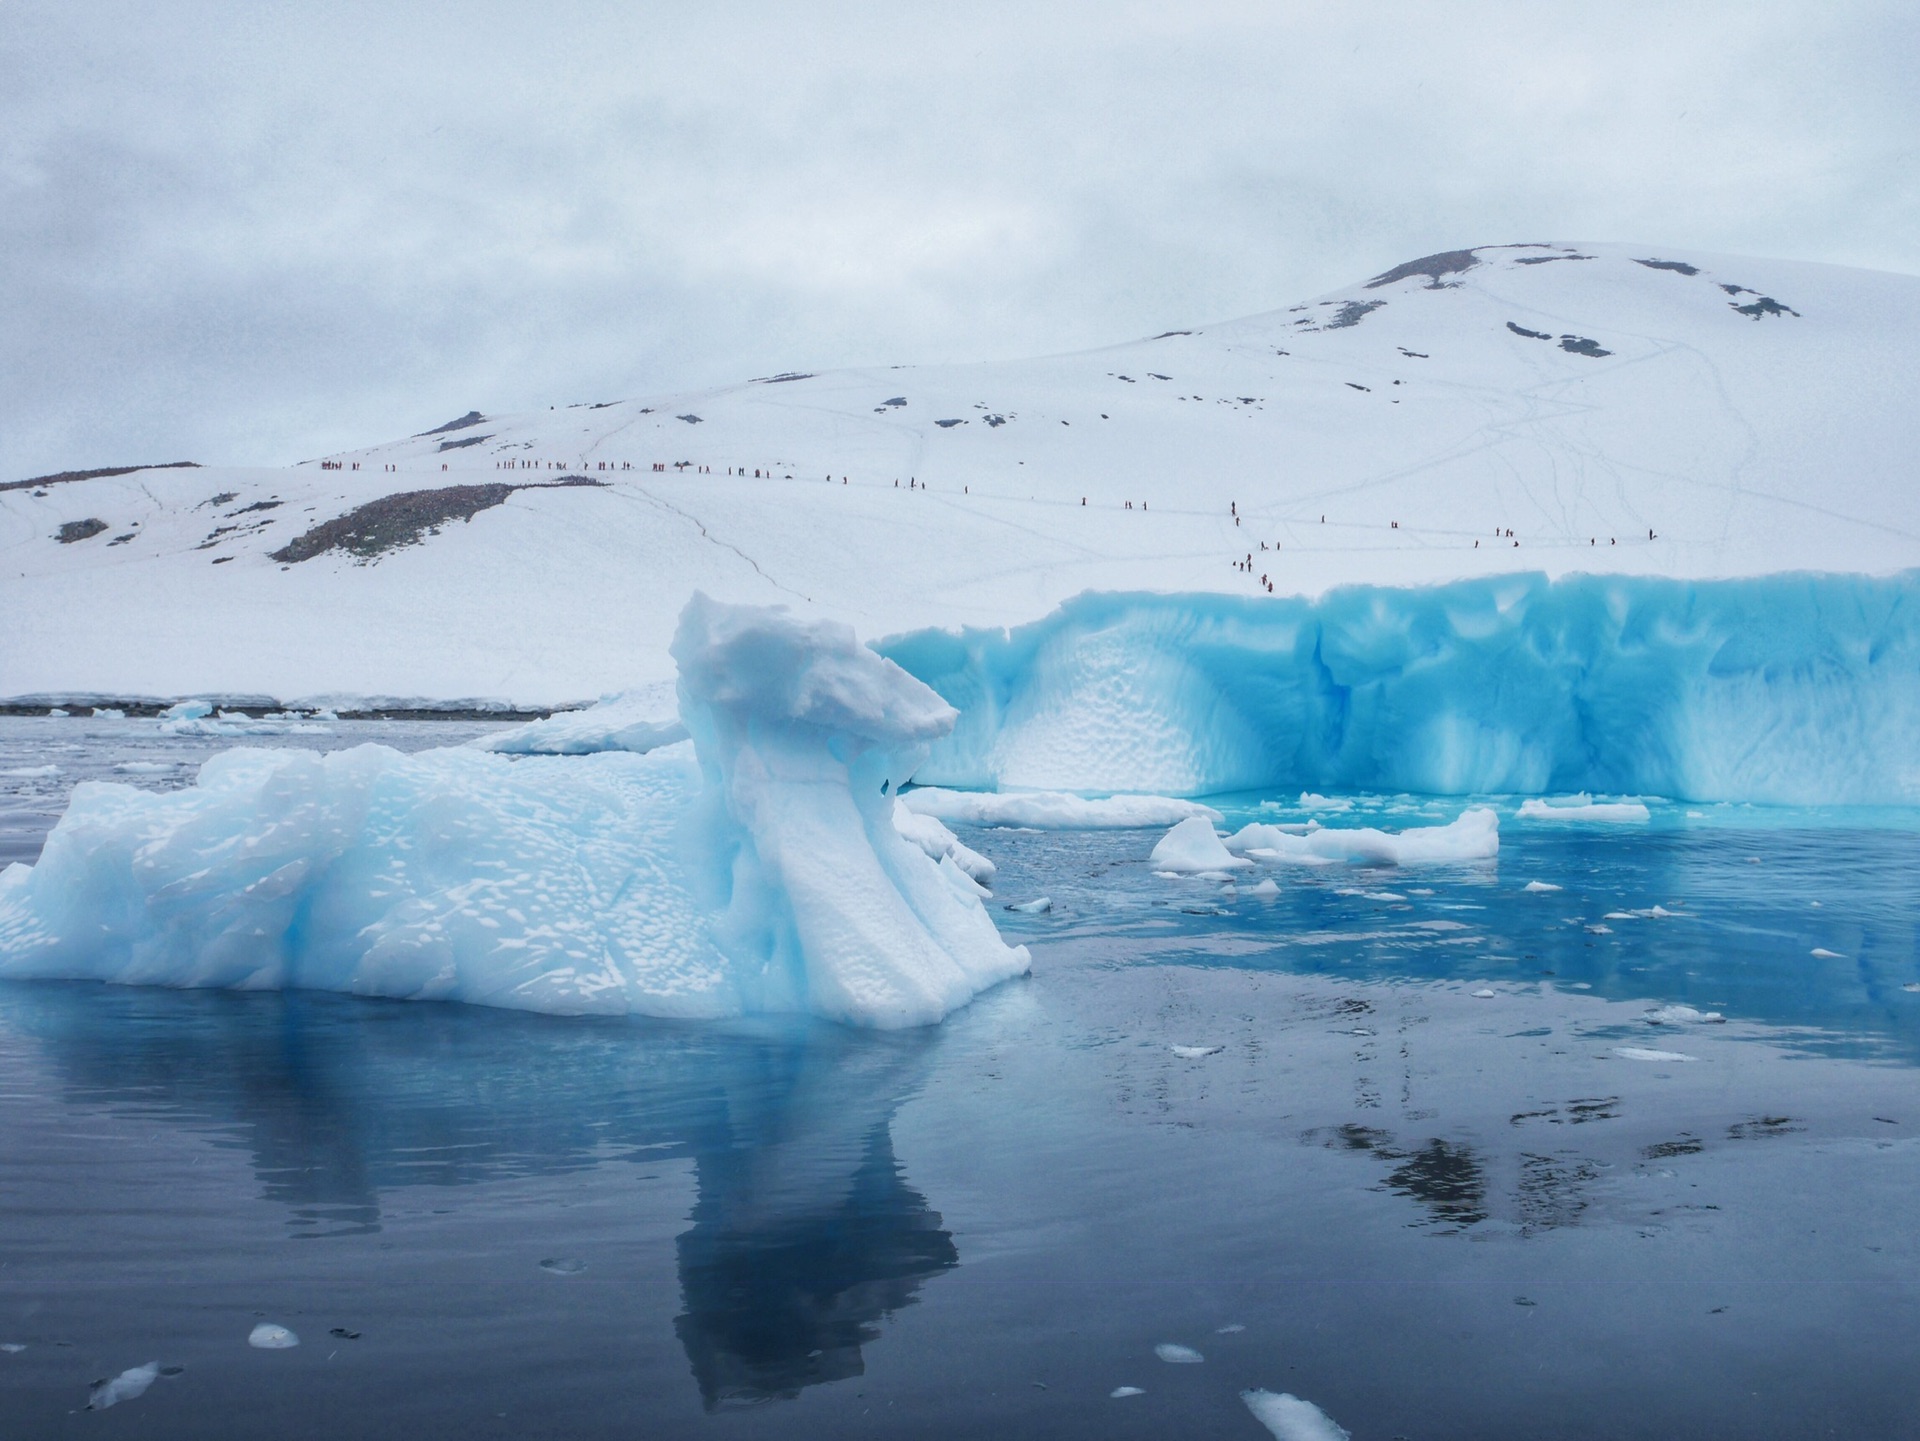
[1226,809,1496,866]
[1155,1343,1204,1363]
[1110,1386,1146,1398]
[87,1362,161,1410]
[1811,948,1844,959]
[1004,896,1051,913]
[1524,880,1562,892]
[1645,1004,1725,1024]
[248,1323,299,1349]
[1,1343,25,1353]
[1518,797,1651,823]
[112,761,176,775]
[1472,988,1497,998]
[1246,877,1280,898]
[1217,1323,1246,1333]
[1242,1389,1351,1441]
[1905,983,1920,994]
[1150,816,1251,873]
[1615,1046,1697,1063]
[0,595,1030,1031]
[900,788,1219,829]
[2,765,60,779]
[1171,1044,1224,1058]
[539,1257,587,1275]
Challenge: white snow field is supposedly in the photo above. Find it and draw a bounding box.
[0,598,1030,1027]
[4,243,1918,718]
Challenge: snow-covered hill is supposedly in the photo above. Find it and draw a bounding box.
[5,242,1918,705]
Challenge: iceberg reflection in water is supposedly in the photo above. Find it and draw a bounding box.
[3,986,953,1410]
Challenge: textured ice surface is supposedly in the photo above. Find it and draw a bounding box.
[882,573,1920,804]
[0,598,1028,1028]
[476,687,685,756]
[1242,1390,1351,1441]
[1227,808,1498,866]
[898,787,1218,829]
[1519,797,1652,822]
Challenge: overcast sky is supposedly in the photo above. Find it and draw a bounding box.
[3,1,1916,479]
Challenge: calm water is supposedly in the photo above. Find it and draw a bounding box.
[2,720,1918,1438]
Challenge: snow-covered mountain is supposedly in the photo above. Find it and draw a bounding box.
[5,242,1918,706]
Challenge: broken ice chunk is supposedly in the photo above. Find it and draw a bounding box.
[539,1257,587,1275]
[1242,1389,1351,1441]
[87,1363,160,1410]
[1523,881,1561,893]
[1155,1343,1203,1363]
[1171,1045,1224,1059]
[1810,948,1844,959]
[1615,1046,1696,1062]
[248,1323,298,1349]
[1005,896,1052,914]
[1110,1386,1145,1398]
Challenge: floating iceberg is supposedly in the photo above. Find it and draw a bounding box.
[1518,796,1651,823]
[1226,808,1498,866]
[475,687,686,756]
[0,597,1029,1029]
[898,787,1219,829]
[1150,815,1251,873]
[879,572,1920,804]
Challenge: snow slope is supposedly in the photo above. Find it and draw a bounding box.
[5,243,1917,704]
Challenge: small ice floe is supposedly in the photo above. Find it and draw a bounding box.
[1246,878,1280,899]
[1518,796,1651,823]
[1242,1388,1351,1441]
[1904,983,1920,994]
[1644,1004,1725,1025]
[1004,896,1052,914]
[1110,1386,1145,1398]
[1471,988,1497,998]
[1571,982,1592,990]
[1171,1045,1224,1059]
[1811,948,1844,960]
[1615,1046,1696,1063]
[1585,924,1613,934]
[1296,793,1354,813]
[1216,1323,1246,1334]
[113,761,175,775]
[1686,810,1706,818]
[87,1362,162,1410]
[539,1257,587,1275]
[90,708,127,720]
[248,1323,299,1349]
[2,765,60,779]
[1227,809,1496,866]
[1,1342,25,1353]
[1150,816,1252,873]
[1523,881,1562,893]
[1154,1343,1203,1363]
[901,788,1219,830]
[1335,887,1407,902]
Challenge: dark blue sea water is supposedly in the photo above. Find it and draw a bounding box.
[2,721,1918,1438]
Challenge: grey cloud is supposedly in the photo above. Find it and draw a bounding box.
[3,0,1917,478]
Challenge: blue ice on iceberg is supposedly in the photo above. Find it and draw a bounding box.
[879,571,1920,804]
[0,597,1029,1028]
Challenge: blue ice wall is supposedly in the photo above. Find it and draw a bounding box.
[878,572,1920,804]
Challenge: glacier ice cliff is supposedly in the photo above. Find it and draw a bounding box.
[878,572,1920,805]
[0,597,1029,1028]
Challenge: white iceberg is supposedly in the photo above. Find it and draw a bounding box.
[1518,797,1651,823]
[0,596,1029,1030]
[899,787,1219,830]
[1225,808,1497,866]
[1150,816,1252,873]
[474,686,687,756]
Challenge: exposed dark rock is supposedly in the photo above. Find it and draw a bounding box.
[3,461,197,494]
[1366,248,1481,290]
[677,414,703,424]
[1325,300,1386,329]
[1515,253,1592,264]
[1731,296,1800,320]
[230,500,282,514]
[56,518,109,543]
[753,372,814,384]
[270,478,601,564]
[1151,330,1193,339]
[1636,258,1700,275]
[415,411,486,437]
[935,419,966,428]
[1507,322,1551,340]
[436,435,491,452]
[1558,335,1612,358]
